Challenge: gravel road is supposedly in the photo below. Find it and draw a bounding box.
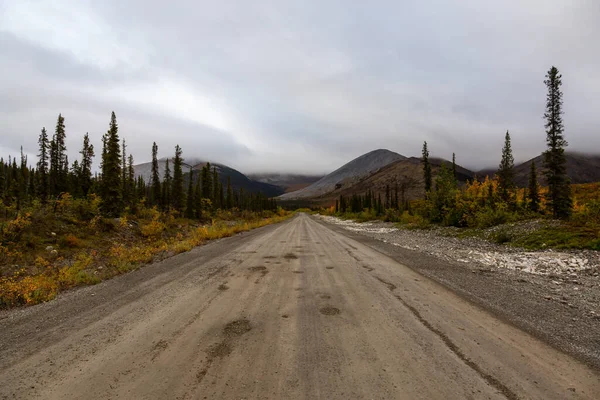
[0,213,598,399]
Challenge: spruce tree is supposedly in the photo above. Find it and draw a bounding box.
[99,111,122,216]
[219,182,224,209]
[171,145,185,212]
[385,184,390,209]
[212,167,219,206]
[185,166,195,218]
[127,154,135,208]
[79,133,94,196]
[37,127,50,203]
[162,158,172,210]
[226,176,233,209]
[452,153,457,179]
[121,139,129,207]
[194,176,203,219]
[49,114,67,196]
[497,130,515,203]
[528,161,541,213]
[150,142,161,207]
[543,66,572,219]
[201,163,212,199]
[422,141,432,194]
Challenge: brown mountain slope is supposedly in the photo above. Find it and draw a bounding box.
[478,152,600,187]
[310,157,475,206]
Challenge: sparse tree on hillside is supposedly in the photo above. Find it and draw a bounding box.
[497,130,515,204]
[201,162,212,199]
[100,112,122,216]
[151,142,161,207]
[171,145,185,212]
[452,153,457,179]
[127,154,135,208]
[543,66,572,219]
[162,158,172,210]
[212,166,219,207]
[528,161,541,213]
[422,141,432,194]
[185,166,195,218]
[37,127,49,203]
[79,133,94,196]
[226,176,233,209]
[49,114,67,196]
[194,174,202,218]
[121,139,130,206]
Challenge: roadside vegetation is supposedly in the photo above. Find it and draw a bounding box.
[0,112,287,308]
[324,67,600,251]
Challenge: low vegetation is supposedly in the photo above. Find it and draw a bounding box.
[0,196,291,308]
[325,180,600,250]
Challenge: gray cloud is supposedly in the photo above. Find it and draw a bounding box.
[1,0,599,174]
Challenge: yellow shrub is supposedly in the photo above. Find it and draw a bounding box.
[141,217,166,237]
[0,274,59,307]
[58,252,98,287]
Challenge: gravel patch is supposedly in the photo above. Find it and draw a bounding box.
[319,216,599,275]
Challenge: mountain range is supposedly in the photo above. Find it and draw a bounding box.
[134,158,285,198]
[134,150,600,205]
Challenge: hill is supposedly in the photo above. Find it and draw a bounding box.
[477,152,600,186]
[312,157,475,205]
[247,173,323,193]
[134,158,284,197]
[278,149,406,200]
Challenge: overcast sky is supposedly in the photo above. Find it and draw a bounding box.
[1,0,599,174]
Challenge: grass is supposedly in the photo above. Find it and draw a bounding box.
[511,225,600,250]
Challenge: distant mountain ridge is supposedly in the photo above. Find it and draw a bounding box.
[278,149,406,200]
[248,173,324,193]
[134,158,284,197]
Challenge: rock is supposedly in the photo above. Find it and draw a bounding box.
[50,250,58,256]
[51,232,56,237]
[45,246,54,252]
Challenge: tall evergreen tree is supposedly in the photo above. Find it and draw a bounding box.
[185,167,195,218]
[162,158,172,210]
[79,133,94,196]
[171,145,185,212]
[497,130,515,203]
[49,114,67,196]
[194,175,203,219]
[543,66,572,219]
[452,153,457,179]
[528,161,541,213]
[212,167,219,207]
[121,139,129,206]
[100,112,122,216]
[150,142,161,207]
[226,176,233,209]
[127,154,135,208]
[37,127,50,203]
[422,141,432,194]
[201,163,212,199]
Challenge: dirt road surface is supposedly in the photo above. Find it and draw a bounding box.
[1,213,599,399]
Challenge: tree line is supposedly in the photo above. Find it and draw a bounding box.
[0,111,277,218]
